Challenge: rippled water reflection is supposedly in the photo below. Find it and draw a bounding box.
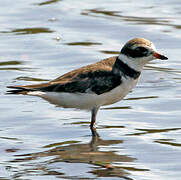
[1,0,181,179]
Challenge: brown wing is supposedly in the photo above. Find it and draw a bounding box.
[37,69,122,95]
[50,56,117,83]
[7,56,117,94]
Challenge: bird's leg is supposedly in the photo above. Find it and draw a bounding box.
[90,107,99,128]
[90,107,99,136]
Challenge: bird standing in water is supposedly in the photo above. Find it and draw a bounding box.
[7,38,168,135]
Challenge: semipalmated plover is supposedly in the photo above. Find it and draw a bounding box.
[7,38,168,133]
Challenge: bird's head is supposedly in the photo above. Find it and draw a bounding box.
[119,38,168,71]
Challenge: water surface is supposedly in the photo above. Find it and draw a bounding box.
[1,0,181,179]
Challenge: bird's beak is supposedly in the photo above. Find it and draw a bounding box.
[154,52,168,60]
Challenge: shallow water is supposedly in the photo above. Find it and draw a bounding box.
[1,0,181,179]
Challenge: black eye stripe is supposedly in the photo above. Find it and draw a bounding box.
[121,45,149,58]
[135,47,148,53]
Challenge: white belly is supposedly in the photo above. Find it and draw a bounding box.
[27,77,138,109]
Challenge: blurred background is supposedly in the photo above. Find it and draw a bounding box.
[1,0,181,179]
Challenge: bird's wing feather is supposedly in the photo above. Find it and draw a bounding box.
[7,56,118,95]
[39,70,122,95]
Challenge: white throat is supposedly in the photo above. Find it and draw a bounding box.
[118,54,145,72]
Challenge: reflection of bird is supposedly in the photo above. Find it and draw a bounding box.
[12,130,135,178]
[7,38,167,133]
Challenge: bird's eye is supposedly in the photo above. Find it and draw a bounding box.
[135,47,148,54]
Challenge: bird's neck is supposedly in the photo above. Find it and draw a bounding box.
[113,55,141,79]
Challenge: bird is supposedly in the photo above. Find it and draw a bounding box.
[7,38,168,134]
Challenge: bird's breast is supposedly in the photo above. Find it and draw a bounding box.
[101,76,139,106]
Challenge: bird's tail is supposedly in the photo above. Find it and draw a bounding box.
[6,86,35,95]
